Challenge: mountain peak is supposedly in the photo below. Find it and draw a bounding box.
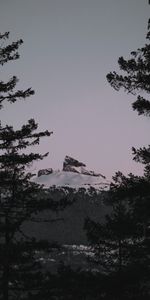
[62,155,105,178]
[36,155,108,190]
[63,155,86,172]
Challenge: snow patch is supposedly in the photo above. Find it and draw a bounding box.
[35,170,109,190]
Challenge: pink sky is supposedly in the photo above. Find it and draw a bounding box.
[0,0,150,180]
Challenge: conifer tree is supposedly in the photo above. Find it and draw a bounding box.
[85,20,150,299]
[0,32,55,300]
[106,19,150,233]
[84,173,149,299]
[107,19,150,179]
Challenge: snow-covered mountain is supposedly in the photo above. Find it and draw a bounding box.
[25,156,110,245]
[35,156,109,192]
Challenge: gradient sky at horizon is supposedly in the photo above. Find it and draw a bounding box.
[0,0,150,179]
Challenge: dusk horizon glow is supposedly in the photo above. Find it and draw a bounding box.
[0,0,150,180]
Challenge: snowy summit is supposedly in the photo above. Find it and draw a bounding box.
[35,156,109,191]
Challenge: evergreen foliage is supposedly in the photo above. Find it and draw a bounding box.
[85,20,150,299]
[0,32,56,299]
[106,18,150,233]
[107,19,150,179]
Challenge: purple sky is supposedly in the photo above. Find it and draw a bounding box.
[0,0,150,179]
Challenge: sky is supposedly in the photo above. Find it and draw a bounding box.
[0,0,150,179]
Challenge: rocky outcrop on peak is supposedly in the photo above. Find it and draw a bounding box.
[38,168,53,177]
[63,165,80,173]
[81,167,106,179]
[63,155,86,171]
[62,155,105,178]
